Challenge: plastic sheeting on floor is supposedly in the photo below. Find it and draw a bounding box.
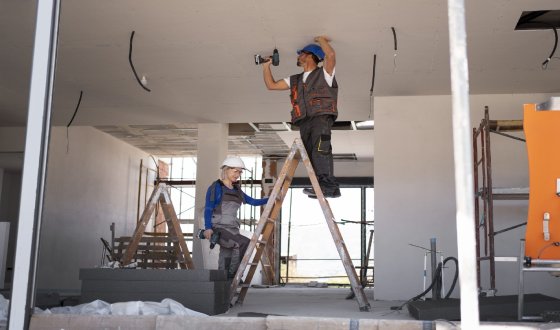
[0,294,8,327]
[36,298,208,317]
[0,293,207,326]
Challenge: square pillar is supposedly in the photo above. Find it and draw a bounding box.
[193,124,228,269]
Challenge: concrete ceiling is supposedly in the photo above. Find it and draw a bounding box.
[1,1,559,158]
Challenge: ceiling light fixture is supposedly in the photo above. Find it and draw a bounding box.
[355,120,374,130]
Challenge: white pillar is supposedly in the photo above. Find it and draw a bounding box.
[448,0,480,327]
[9,1,60,328]
[193,123,228,269]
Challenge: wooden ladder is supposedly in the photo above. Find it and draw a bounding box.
[121,183,194,269]
[228,138,371,311]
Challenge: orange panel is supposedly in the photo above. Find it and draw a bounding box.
[524,103,560,259]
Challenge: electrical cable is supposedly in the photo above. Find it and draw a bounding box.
[391,27,398,51]
[369,54,376,119]
[537,241,560,259]
[391,27,398,71]
[390,256,459,311]
[370,54,377,97]
[489,129,526,142]
[491,221,527,236]
[66,90,83,153]
[150,155,160,182]
[129,31,151,92]
[542,26,558,70]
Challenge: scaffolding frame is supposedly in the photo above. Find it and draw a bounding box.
[473,106,526,294]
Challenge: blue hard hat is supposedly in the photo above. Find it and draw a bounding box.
[297,44,325,61]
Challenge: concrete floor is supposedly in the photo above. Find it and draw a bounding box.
[223,286,413,320]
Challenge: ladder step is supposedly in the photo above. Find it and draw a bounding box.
[257,239,267,244]
[248,262,258,266]
[266,218,276,223]
[240,284,250,288]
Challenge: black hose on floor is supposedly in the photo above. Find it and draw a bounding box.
[391,256,459,311]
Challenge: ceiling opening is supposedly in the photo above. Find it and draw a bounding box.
[515,10,560,30]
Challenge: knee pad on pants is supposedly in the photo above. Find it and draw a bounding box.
[317,134,331,155]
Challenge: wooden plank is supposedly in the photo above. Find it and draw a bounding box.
[489,119,523,131]
[116,235,191,243]
[129,252,177,259]
[128,245,177,252]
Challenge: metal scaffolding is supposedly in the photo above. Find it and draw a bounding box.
[473,106,526,295]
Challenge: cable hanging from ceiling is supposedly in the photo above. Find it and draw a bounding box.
[541,25,558,70]
[129,31,151,92]
[369,54,377,120]
[391,27,398,71]
[66,90,84,153]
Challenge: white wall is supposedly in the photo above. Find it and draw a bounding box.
[374,93,560,300]
[37,126,154,294]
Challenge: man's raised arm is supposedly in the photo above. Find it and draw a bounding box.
[315,36,335,75]
[263,60,289,90]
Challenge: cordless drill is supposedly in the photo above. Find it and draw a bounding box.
[255,48,279,66]
[197,229,221,249]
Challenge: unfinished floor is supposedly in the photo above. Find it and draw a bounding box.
[4,286,558,329]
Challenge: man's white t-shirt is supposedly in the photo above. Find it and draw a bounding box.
[283,67,336,88]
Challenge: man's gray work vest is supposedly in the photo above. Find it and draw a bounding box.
[212,184,244,234]
[289,67,338,125]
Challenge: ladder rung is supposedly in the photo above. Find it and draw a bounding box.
[257,239,267,244]
[248,262,258,266]
[266,218,276,223]
[240,284,250,288]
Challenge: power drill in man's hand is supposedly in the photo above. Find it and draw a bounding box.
[197,229,221,249]
[255,48,279,66]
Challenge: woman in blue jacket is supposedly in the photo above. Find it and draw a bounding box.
[202,156,268,279]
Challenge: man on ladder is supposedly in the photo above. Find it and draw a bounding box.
[261,35,340,199]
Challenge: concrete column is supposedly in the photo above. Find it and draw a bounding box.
[193,123,228,269]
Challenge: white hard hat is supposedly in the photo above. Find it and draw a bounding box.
[221,156,246,169]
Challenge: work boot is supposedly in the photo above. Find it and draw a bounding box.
[303,187,316,197]
[325,188,341,198]
[308,187,341,199]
